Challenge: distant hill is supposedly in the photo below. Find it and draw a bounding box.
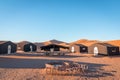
[70,39,101,46]
[42,39,67,45]
[18,39,120,47]
[59,43,70,47]
[106,40,120,46]
[34,39,68,47]
[49,39,66,44]
[17,41,31,45]
[70,39,88,44]
[34,42,45,47]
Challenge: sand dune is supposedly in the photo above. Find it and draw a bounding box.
[70,39,101,46]
[106,40,120,46]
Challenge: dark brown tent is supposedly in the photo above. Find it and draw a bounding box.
[119,47,120,53]
[88,43,119,55]
[17,41,37,52]
[70,44,88,53]
[0,41,17,54]
[40,44,69,51]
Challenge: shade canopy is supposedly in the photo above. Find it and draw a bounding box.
[41,44,69,51]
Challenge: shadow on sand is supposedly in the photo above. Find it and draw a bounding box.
[5,53,84,58]
[76,62,115,78]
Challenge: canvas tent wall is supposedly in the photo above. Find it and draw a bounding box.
[40,44,69,51]
[17,41,37,52]
[88,43,119,55]
[70,44,88,53]
[0,41,17,54]
[34,43,45,52]
[59,43,70,52]
[119,47,120,53]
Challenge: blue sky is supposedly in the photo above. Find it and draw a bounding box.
[0,0,120,42]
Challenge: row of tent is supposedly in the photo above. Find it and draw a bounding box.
[0,41,120,56]
[0,41,37,54]
[70,43,120,56]
[0,41,68,54]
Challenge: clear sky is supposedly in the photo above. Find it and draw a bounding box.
[0,0,120,42]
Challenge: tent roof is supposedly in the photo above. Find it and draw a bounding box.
[40,44,69,49]
[75,44,87,47]
[0,41,10,44]
[96,43,117,47]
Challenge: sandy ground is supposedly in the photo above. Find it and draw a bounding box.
[0,53,120,80]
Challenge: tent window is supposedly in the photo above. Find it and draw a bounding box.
[82,48,86,50]
[112,48,116,52]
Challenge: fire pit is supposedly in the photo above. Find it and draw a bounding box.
[45,62,63,68]
[45,61,88,75]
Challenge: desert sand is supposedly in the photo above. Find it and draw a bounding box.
[0,53,120,80]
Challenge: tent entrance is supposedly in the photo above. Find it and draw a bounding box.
[30,45,33,52]
[8,45,11,54]
[94,47,98,56]
[50,48,54,52]
[71,46,75,53]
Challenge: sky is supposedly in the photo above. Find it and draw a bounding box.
[0,0,120,42]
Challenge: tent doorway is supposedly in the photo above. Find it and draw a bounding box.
[30,45,33,52]
[94,47,98,56]
[50,48,54,52]
[8,45,11,54]
[71,46,75,53]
